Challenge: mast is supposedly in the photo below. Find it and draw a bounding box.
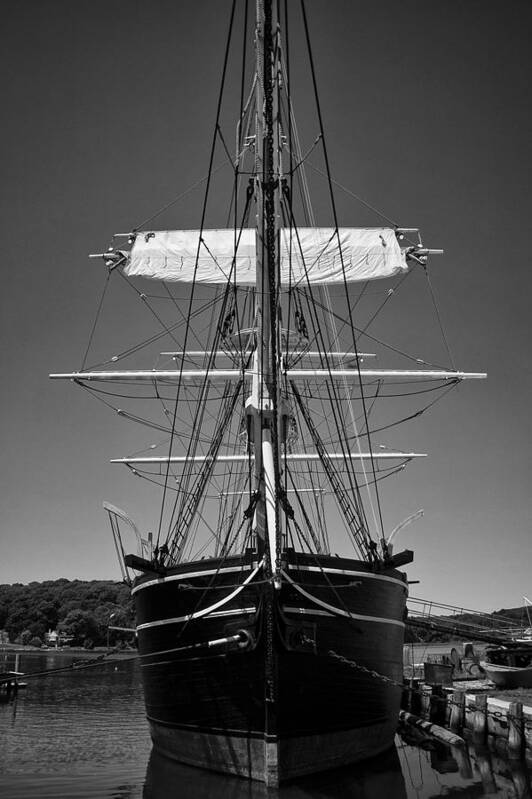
[247,0,283,584]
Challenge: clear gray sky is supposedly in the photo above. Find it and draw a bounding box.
[1,0,530,613]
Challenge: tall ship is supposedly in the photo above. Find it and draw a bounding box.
[51,0,485,786]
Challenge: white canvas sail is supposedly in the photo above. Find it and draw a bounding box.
[124,227,408,284]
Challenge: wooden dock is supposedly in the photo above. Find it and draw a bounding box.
[403,679,532,760]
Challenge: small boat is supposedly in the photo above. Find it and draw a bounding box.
[514,597,532,642]
[0,653,26,694]
[481,646,532,689]
[0,670,26,702]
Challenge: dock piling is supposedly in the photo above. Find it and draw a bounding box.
[449,690,465,732]
[475,746,496,794]
[429,684,445,724]
[508,701,524,758]
[409,678,421,714]
[398,709,465,748]
[452,743,473,780]
[472,693,488,744]
[420,686,431,716]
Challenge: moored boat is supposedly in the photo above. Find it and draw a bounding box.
[132,550,408,781]
[481,646,532,689]
[50,0,486,785]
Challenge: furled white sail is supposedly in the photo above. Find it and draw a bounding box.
[124,227,408,284]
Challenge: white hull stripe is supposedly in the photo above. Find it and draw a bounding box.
[133,562,406,595]
[287,564,407,590]
[136,565,262,631]
[205,606,256,620]
[282,570,405,628]
[283,606,334,618]
[132,564,256,595]
[137,605,255,631]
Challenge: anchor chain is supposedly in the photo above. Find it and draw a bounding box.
[327,648,404,689]
[326,647,532,732]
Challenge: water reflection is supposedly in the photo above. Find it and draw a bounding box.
[143,737,532,799]
[0,652,150,776]
[397,728,532,798]
[1,651,531,798]
[144,745,407,799]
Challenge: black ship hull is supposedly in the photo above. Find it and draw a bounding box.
[133,550,408,785]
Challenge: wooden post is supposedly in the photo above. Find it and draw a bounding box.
[449,690,465,733]
[509,758,530,797]
[410,678,421,714]
[508,701,524,758]
[398,710,465,748]
[430,684,445,724]
[420,686,431,717]
[475,746,496,794]
[472,693,487,744]
[401,679,410,711]
[452,743,473,780]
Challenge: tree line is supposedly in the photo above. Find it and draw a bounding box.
[0,579,135,649]
[405,605,527,643]
[1,578,527,649]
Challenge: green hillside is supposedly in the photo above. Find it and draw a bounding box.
[0,579,134,648]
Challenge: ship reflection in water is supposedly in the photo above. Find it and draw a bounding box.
[0,654,531,798]
[144,745,407,799]
[144,733,532,799]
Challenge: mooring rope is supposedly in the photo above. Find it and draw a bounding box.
[0,630,253,686]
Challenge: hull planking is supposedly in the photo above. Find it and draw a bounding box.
[133,550,408,785]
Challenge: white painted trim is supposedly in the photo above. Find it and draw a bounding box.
[283,606,334,618]
[132,564,256,595]
[207,607,256,619]
[287,564,407,590]
[112,451,426,464]
[51,368,486,381]
[136,564,262,631]
[281,570,405,628]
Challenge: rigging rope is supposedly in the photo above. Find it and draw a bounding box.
[423,263,456,370]
[300,0,385,545]
[278,15,384,553]
[155,0,238,552]
[280,196,373,553]
[131,162,228,231]
[308,293,453,370]
[306,161,399,228]
[162,182,254,560]
[80,270,110,370]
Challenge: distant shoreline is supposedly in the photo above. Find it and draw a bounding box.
[0,644,135,657]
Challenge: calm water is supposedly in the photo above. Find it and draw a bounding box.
[0,651,530,798]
